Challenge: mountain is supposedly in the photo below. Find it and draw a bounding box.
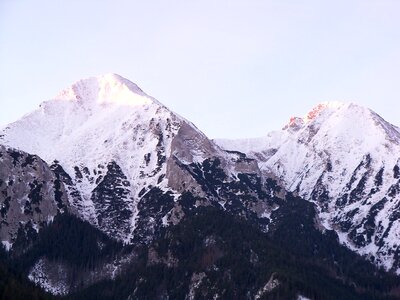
[216,102,400,274]
[1,76,400,299]
[0,74,272,245]
[0,74,282,294]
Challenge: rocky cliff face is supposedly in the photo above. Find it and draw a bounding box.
[0,145,68,249]
[216,102,400,273]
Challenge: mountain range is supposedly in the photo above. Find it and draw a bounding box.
[1,74,400,299]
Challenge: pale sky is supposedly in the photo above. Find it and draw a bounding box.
[1,0,399,138]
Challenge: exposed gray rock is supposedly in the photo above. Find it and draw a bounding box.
[0,145,68,247]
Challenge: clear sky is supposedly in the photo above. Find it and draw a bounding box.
[1,0,399,138]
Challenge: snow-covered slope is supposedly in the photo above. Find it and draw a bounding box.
[0,74,267,243]
[216,102,400,273]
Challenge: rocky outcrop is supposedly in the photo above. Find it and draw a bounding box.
[0,145,68,248]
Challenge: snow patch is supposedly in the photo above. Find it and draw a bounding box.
[255,273,279,299]
[1,241,12,251]
[297,295,312,300]
[188,272,206,300]
[28,258,69,295]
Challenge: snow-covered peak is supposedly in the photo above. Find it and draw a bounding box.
[283,102,346,130]
[303,101,345,123]
[216,102,400,273]
[1,74,176,164]
[281,101,400,144]
[306,102,399,145]
[54,73,158,108]
[0,74,230,242]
